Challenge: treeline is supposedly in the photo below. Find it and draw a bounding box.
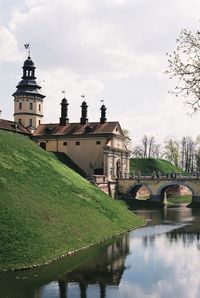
[131,135,200,172]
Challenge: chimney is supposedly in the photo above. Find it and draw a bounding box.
[60,97,69,126]
[100,104,107,124]
[80,101,88,125]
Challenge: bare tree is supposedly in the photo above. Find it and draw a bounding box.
[132,135,161,158]
[142,135,148,158]
[166,29,200,112]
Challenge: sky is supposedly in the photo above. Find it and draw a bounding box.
[0,0,200,144]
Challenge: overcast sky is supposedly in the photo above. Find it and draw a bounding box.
[1,0,200,143]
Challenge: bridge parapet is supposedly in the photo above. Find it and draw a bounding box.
[119,172,200,181]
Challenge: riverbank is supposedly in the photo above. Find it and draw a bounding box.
[0,130,145,271]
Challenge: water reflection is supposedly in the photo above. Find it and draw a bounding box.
[2,206,200,298]
[36,234,130,298]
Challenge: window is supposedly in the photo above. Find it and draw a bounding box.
[76,141,80,146]
[29,119,32,127]
[38,120,41,125]
[39,104,41,112]
[19,102,22,110]
[63,142,68,146]
[30,102,33,110]
[96,141,101,145]
[18,119,21,124]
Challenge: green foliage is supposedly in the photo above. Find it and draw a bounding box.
[0,130,144,270]
[167,195,191,204]
[130,158,182,173]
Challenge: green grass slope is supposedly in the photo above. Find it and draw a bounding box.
[130,158,182,174]
[0,130,144,271]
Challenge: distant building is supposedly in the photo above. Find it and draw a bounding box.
[1,54,130,181]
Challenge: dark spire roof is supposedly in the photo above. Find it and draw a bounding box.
[23,56,35,67]
[12,55,45,99]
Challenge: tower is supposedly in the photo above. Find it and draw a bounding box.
[12,53,45,130]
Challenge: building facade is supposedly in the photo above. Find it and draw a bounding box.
[9,54,131,181]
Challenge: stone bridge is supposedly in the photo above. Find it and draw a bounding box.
[118,172,200,204]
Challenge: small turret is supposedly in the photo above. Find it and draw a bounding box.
[100,104,107,124]
[60,97,69,125]
[80,101,88,125]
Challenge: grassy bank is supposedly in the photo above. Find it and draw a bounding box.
[0,130,145,271]
[167,195,192,204]
[130,158,182,173]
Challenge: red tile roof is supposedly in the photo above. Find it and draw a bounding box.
[0,119,31,135]
[33,122,122,136]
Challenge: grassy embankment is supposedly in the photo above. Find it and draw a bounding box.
[0,130,145,271]
[130,158,182,174]
[130,158,190,204]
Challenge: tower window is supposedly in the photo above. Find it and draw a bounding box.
[63,142,68,146]
[30,102,33,110]
[76,141,80,146]
[19,102,22,110]
[39,104,41,112]
[38,120,41,125]
[19,119,21,124]
[29,119,32,127]
[96,141,101,145]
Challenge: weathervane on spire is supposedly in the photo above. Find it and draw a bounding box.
[81,95,85,99]
[24,43,31,57]
[62,90,66,98]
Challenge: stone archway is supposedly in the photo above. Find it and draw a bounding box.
[127,183,153,200]
[156,182,194,203]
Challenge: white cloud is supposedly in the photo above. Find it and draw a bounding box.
[0,26,20,62]
[1,0,200,142]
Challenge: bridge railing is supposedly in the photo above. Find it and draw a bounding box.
[119,172,200,180]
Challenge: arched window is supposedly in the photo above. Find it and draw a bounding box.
[40,142,46,150]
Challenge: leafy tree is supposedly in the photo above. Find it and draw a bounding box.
[164,138,179,167]
[166,29,200,112]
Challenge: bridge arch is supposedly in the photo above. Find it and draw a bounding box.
[156,181,194,202]
[127,183,153,200]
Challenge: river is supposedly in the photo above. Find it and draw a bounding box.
[1,204,200,298]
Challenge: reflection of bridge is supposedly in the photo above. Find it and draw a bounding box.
[118,172,200,204]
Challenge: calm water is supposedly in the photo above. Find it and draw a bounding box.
[1,205,200,298]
